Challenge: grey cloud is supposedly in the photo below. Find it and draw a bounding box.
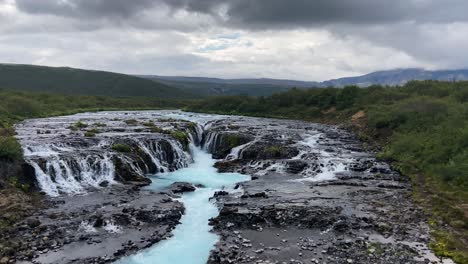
[15,0,157,19]
[14,0,468,30]
[161,0,468,28]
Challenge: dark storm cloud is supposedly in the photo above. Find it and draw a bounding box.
[15,0,157,19]
[14,0,468,29]
[173,0,468,28]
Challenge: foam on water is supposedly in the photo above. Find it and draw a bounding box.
[116,145,249,264]
[294,133,349,182]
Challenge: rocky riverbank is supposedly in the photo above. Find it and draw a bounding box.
[1,110,454,264]
[202,117,453,264]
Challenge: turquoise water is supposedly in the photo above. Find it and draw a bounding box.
[116,145,249,264]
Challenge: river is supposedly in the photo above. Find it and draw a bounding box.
[116,144,249,264]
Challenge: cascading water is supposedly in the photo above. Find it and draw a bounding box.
[294,133,349,182]
[225,141,255,160]
[26,153,116,196]
[16,111,202,197]
[116,144,250,264]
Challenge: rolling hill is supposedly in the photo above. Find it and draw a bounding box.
[0,64,189,99]
[139,75,318,97]
[141,68,468,96]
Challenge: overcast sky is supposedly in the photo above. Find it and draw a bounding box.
[1,0,468,81]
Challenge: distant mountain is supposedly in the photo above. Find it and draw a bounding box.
[3,64,468,99]
[141,68,468,96]
[140,75,318,97]
[321,68,468,87]
[0,64,189,99]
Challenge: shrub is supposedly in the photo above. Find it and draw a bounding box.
[0,136,23,160]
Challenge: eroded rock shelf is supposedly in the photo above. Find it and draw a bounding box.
[6,110,453,264]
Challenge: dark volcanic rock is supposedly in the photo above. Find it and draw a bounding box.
[169,182,196,194]
[285,159,308,174]
[241,142,299,160]
[204,132,253,159]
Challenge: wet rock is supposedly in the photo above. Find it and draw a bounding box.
[99,180,110,187]
[214,191,229,197]
[204,132,253,159]
[26,218,41,228]
[241,142,299,160]
[92,215,104,228]
[286,160,308,174]
[242,192,268,199]
[169,182,196,194]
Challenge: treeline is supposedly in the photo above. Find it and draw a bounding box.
[0,89,188,160]
[186,80,468,263]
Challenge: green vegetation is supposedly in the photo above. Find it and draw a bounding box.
[150,126,164,133]
[226,134,244,148]
[124,119,138,126]
[84,129,101,137]
[186,80,468,263]
[0,89,189,162]
[111,144,132,153]
[265,145,282,157]
[169,130,190,149]
[142,121,155,127]
[0,128,22,160]
[0,64,193,99]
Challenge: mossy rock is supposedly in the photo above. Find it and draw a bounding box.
[111,144,132,153]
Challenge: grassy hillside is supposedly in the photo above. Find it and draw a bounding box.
[0,64,191,99]
[141,75,324,97]
[150,78,293,97]
[186,80,468,263]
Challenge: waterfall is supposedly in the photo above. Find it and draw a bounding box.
[23,137,193,197]
[202,131,219,152]
[16,110,222,197]
[225,141,254,160]
[136,140,170,172]
[26,154,116,197]
[294,133,349,182]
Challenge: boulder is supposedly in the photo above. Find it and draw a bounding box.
[286,160,308,174]
[169,182,196,194]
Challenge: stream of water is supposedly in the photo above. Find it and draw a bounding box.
[116,144,250,264]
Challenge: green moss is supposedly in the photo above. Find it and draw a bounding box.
[226,134,243,148]
[170,130,189,149]
[142,122,155,127]
[265,145,282,156]
[150,126,164,133]
[74,121,88,129]
[124,119,138,126]
[111,144,132,153]
[84,129,100,137]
